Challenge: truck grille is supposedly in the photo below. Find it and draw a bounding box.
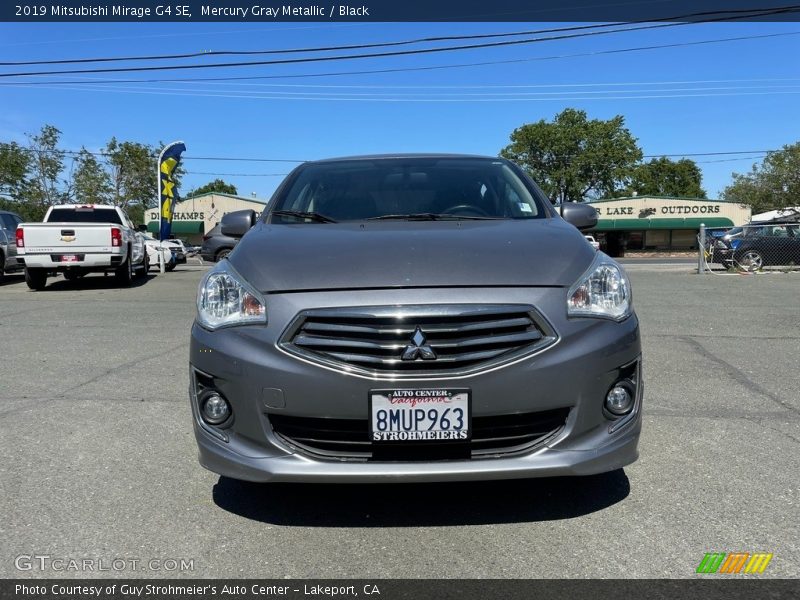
[280,305,557,377]
[268,408,569,461]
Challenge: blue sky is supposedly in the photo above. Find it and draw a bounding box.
[0,20,798,199]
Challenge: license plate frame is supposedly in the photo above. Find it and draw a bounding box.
[369,388,471,443]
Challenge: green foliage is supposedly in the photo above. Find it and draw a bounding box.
[22,125,69,209]
[105,137,158,210]
[189,178,238,197]
[72,148,112,205]
[1,126,190,223]
[0,141,30,197]
[500,108,642,202]
[626,157,706,198]
[722,143,800,214]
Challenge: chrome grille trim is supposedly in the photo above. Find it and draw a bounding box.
[279,304,558,378]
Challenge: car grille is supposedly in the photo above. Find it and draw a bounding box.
[268,408,569,461]
[280,304,557,377]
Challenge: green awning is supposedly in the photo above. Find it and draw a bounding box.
[593,217,734,231]
[146,220,204,234]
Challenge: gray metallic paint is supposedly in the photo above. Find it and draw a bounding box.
[189,154,642,482]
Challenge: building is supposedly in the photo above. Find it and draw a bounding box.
[144,192,269,244]
[586,196,752,254]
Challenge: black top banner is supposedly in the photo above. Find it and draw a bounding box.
[3,0,800,22]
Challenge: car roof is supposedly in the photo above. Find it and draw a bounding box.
[306,153,505,164]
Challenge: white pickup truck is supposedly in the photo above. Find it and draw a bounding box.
[16,204,148,290]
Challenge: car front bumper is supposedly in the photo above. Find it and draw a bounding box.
[189,287,642,483]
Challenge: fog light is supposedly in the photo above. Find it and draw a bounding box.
[605,384,633,416]
[200,392,231,425]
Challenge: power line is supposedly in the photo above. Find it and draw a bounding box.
[18,147,779,162]
[2,6,795,66]
[5,30,797,87]
[1,7,797,79]
[10,81,800,102]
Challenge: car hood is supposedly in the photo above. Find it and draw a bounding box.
[230,219,596,292]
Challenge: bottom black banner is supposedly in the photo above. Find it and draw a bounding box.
[3,580,799,600]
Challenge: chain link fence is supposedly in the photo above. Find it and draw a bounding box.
[698,220,800,273]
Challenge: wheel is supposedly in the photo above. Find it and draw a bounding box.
[25,267,47,291]
[137,253,149,279]
[0,252,5,284]
[440,204,490,217]
[738,250,764,272]
[215,248,232,262]
[165,256,176,272]
[114,256,133,286]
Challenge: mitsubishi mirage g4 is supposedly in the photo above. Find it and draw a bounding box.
[190,155,642,483]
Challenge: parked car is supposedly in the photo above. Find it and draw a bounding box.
[189,154,641,483]
[714,223,800,271]
[0,210,24,283]
[584,234,600,250]
[200,224,238,262]
[162,238,187,266]
[142,237,176,271]
[16,204,147,290]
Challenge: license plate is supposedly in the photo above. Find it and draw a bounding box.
[60,255,78,262]
[369,389,470,442]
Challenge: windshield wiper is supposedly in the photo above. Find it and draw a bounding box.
[271,210,337,223]
[366,213,500,221]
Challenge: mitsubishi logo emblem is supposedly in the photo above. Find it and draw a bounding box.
[401,327,437,361]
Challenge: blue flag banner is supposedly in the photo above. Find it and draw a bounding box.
[158,141,186,241]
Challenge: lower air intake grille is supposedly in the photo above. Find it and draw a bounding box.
[268,407,569,461]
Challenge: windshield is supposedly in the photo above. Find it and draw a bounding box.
[272,157,546,222]
[46,207,123,224]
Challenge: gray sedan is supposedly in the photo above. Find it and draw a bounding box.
[190,155,641,483]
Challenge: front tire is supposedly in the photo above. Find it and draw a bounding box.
[115,256,133,286]
[215,248,232,262]
[738,250,764,272]
[137,252,149,279]
[25,267,47,291]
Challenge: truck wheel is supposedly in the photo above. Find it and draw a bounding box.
[137,253,149,279]
[115,256,133,286]
[25,268,47,291]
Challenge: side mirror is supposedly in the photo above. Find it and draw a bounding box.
[221,209,257,238]
[136,224,148,232]
[559,202,598,232]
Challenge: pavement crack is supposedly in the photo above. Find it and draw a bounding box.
[61,342,188,394]
[679,335,799,416]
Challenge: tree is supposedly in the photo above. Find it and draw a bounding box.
[72,148,112,205]
[0,141,30,199]
[104,137,157,211]
[23,125,68,216]
[500,108,642,203]
[626,157,706,198]
[722,143,800,214]
[189,178,238,197]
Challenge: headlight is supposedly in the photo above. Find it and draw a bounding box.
[196,261,266,330]
[567,253,631,321]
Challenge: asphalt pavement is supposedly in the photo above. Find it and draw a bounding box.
[0,264,797,578]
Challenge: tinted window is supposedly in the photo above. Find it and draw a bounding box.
[273,158,546,222]
[46,207,123,224]
[0,213,21,229]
